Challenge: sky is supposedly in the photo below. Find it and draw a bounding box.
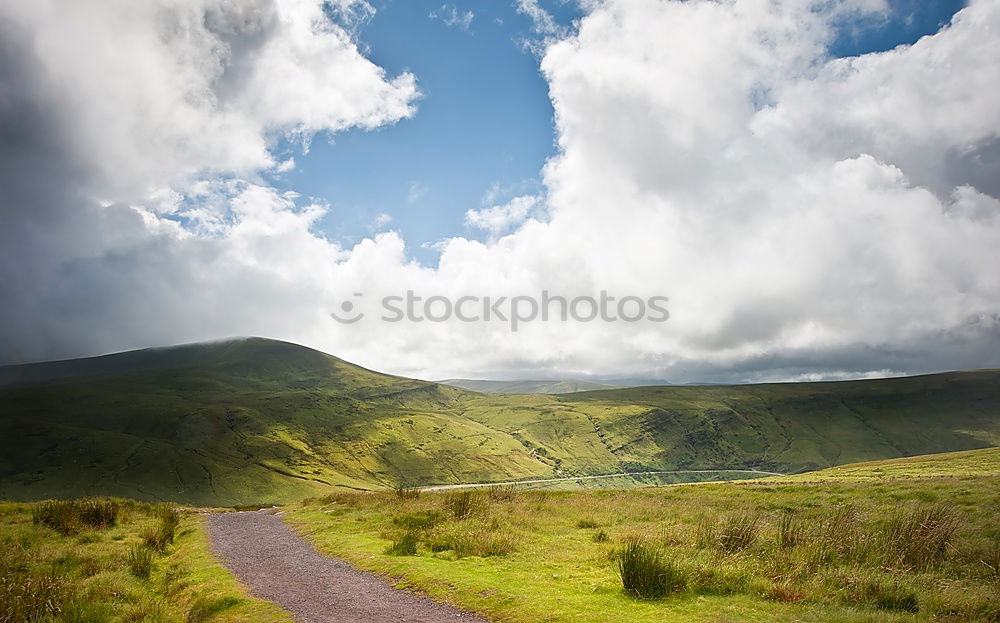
[1,0,999,383]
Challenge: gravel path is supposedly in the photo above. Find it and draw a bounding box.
[207,511,489,623]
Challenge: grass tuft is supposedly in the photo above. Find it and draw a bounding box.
[717,513,760,554]
[143,505,181,552]
[393,510,443,531]
[426,522,516,557]
[695,517,716,550]
[386,530,419,556]
[853,575,920,612]
[616,538,685,599]
[487,484,518,502]
[883,504,959,569]
[393,486,421,500]
[777,513,802,549]
[0,571,65,623]
[31,499,119,536]
[445,490,478,519]
[126,544,154,579]
[186,595,241,623]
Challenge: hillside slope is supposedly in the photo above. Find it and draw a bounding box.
[1,338,998,504]
[0,338,552,505]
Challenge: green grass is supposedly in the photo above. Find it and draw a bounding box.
[0,498,292,623]
[771,446,1000,482]
[1,338,999,506]
[286,452,1000,623]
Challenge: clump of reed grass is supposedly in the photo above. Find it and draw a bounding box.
[882,504,960,569]
[31,499,119,536]
[385,530,419,556]
[425,522,516,557]
[777,513,803,549]
[393,510,442,531]
[717,513,760,554]
[126,544,154,579]
[616,538,686,599]
[849,574,920,613]
[144,505,181,552]
[444,490,478,519]
[695,517,716,550]
[186,595,240,623]
[0,571,65,623]
[393,485,421,500]
[487,484,518,502]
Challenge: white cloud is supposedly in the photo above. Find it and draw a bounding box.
[2,0,1000,384]
[370,213,393,230]
[274,158,296,173]
[515,0,564,36]
[465,195,538,235]
[0,0,417,201]
[429,5,475,31]
[407,181,429,202]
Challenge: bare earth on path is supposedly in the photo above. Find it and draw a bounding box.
[207,511,489,623]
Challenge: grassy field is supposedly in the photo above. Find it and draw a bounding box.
[769,447,1000,483]
[286,448,1000,623]
[0,498,291,623]
[2,338,999,505]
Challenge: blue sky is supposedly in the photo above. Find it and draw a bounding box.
[266,0,966,265]
[269,1,582,263]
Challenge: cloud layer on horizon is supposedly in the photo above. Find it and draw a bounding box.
[1,0,999,383]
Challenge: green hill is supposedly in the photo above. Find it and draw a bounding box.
[1,338,998,505]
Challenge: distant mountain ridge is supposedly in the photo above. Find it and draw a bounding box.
[439,378,621,394]
[1,337,998,505]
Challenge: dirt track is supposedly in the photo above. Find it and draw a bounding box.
[207,511,489,623]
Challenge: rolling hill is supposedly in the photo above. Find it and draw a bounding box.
[1,337,998,505]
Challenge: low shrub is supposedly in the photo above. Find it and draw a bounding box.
[616,538,686,599]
